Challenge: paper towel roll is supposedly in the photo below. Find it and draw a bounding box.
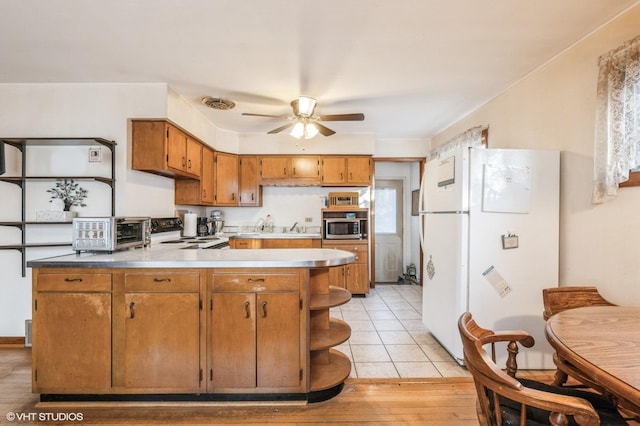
[183,213,197,237]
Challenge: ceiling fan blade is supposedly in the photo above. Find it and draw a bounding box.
[242,112,287,118]
[318,113,365,122]
[315,123,336,137]
[267,123,294,134]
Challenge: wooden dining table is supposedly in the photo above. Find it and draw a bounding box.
[545,305,640,414]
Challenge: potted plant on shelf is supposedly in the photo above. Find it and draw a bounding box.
[36,179,88,222]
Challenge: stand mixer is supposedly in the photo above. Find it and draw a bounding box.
[210,210,224,235]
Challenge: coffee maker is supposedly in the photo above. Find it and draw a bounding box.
[197,217,209,237]
[210,210,224,235]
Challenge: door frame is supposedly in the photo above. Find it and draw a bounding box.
[371,157,425,287]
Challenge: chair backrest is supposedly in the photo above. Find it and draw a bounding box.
[542,286,615,320]
[458,312,602,426]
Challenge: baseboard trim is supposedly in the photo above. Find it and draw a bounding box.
[0,336,26,347]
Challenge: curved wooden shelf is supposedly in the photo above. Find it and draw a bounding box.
[310,318,351,351]
[309,349,351,392]
[309,286,351,310]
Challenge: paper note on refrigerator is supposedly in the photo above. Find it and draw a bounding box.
[482,266,511,298]
[482,164,531,213]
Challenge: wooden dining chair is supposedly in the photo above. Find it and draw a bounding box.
[458,312,628,426]
[542,287,616,389]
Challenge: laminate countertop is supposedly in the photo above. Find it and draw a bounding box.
[27,247,355,269]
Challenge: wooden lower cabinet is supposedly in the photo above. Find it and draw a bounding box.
[120,271,202,391]
[209,269,304,393]
[31,265,352,401]
[323,241,370,295]
[32,271,112,393]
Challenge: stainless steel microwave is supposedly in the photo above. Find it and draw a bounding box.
[324,218,362,240]
[72,217,151,252]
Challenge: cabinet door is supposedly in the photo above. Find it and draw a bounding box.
[186,136,202,178]
[291,156,319,179]
[346,156,371,185]
[201,147,215,204]
[33,292,112,392]
[124,292,201,390]
[328,265,346,288]
[167,123,187,172]
[321,157,347,185]
[257,292,301,388]
[214,152,238,206]
[346,263,370,295]
[211,292,256,388]
[260,156,290,179]
[239,155,261,206]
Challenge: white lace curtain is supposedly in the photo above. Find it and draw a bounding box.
[592,34,640,204]
[428,125,488,161]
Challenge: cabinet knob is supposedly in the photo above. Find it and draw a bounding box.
[244,300,251,318]
[153,277,171,283]
[261,301,268,318]
[129,302,136,319]
[248,277,265,283]
[64,277,83,283]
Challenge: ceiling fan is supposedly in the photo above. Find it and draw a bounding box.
[242,96,365,139]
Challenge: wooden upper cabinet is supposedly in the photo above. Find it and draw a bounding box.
[175,145,214,206]
[238,155,262,207]
[214,151,238,206]
[186,136,202,178]
[322,156,371,186]
[321,157,347,185]
[259,156,320,185]
[132,120,201,179]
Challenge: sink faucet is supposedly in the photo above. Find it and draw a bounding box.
[290,222,298,232]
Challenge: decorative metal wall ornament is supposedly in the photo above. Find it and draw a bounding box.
[426,255,435,280]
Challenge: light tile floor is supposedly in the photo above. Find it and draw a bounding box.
[331,283,472,379]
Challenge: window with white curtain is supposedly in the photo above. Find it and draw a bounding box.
[592,34,640,203]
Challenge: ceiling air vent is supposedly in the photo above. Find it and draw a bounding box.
[201,96,236,110]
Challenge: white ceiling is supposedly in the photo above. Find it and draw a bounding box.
[1,0,638,140]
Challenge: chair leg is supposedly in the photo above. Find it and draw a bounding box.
[552,368,568,386]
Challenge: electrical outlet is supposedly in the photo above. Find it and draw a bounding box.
[304,217,313,223]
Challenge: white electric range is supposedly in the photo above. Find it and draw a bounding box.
[150,217,230,249]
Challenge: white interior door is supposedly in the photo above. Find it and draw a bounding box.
[374,179,403,282]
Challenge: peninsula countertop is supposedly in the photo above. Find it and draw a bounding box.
[27,246,355,269]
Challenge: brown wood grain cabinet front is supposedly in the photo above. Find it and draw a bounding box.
[259,156,321,186]
[323,241,369,295]
[120,271,202,392]
[175,145,215,206]
[214,151,239,206]
[31,264,351,402]
[32,271,112,394]
[209,269,304,393]
[321,156,372,186]
[132,120,201,179]
[238,155,262,206]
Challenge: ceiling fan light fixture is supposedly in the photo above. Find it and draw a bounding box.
[292,96,317,117]
[290,120,319,139]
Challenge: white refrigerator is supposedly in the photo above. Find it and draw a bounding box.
[419,147,559,369]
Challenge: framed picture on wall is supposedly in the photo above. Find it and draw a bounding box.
[411,190,419,216]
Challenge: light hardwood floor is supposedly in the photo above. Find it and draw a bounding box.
[0,347,566,425]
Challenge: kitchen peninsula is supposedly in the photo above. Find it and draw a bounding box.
[27,247,354,403]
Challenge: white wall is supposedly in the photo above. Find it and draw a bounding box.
[0,83,226,336]
[431,4,640,305]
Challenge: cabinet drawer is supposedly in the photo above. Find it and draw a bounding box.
[323,243,368,264]
[37,273,112,292]
[232,238,263,249]
[124,272,200,292]
[212,272,299,292]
